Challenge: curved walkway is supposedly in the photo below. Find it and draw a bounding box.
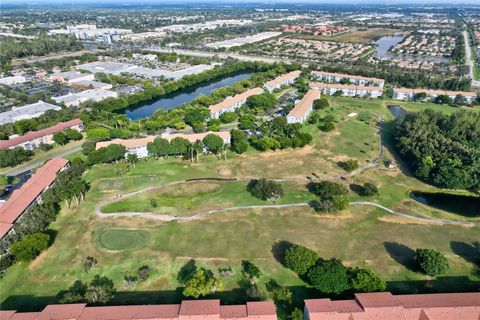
[96,179,478,227]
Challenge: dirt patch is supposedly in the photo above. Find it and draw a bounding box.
[218,168,232,176]
[28,250,49,271]
[328,154,351,162]
[377,215,430,225]
[154,182,222,197]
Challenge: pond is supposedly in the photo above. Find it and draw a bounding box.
[374,34,450,63]
[388,105,407,119]
[410,191,480,217]
[123,72,253,120]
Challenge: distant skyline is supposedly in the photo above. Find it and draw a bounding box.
[2,0,480,4]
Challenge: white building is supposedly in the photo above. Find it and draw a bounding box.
[71,80,113,90]
[310,82,383,98]
[0,101,62,125]
[392,87,477,103]
[50,71,95,84]
[209,88,264,119]
[53,89,118,107]
[0,75,27,86]
[205,32,282,49]
[264,70,301,93]
[392,88,415,100]
[287,89,320,124]
[312,71,385,87]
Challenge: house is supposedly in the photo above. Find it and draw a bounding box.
[287,89,320,123]
[0,101,62,125]
[0,119,83,150]
[50,71,95,84]
[0,158,69,241]
[0,299,277,320]
[312,71,385,87]
[95,131,231,158]
[0,75,27,86]
[53,89,118,107]
[209,88,264,119]
[304,292,480,320]
[310,83,382,98]
[264,70,301,92]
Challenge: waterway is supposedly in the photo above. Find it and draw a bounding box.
[123,72,253,120]
[374,34,450,63]
[388,105,408,119]
[410,191,480,217]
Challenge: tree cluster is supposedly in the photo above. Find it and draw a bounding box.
[248,179,284,203]
[309,181,350,213]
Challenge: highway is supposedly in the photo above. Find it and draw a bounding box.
[463,30,480,88]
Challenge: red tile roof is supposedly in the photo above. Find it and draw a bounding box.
[0,158,69,238]
[305,292,480,320]
[0,119,83,149]
[1,300,277,320]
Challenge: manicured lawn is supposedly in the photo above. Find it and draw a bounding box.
[1,97,479,312]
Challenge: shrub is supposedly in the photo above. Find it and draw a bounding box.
[138,265,151,281]
[349,267,386,292]
[150,198,158,208]
[183,268,224,298]
[284,244,319,275]
[242,260,262,284]
[360,182,378,196]
[331,195,349,210]
[10,233,50,262]
[414,249,449,276]
[313,98,329,110]
[320,122,335,132]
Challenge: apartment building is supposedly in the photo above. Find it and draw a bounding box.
[264,70,301,93]
[53,89,118,107]
[209,88,264,119]
[0,158,69,241]
[0,101,62,125]
[393,87,477,103]
[312,71,385,87]
[287,89,320,124]
[0,119,83,150]
[310,82,383,98]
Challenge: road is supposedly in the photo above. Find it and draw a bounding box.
[2,144,82,177]
[463,30,480,88]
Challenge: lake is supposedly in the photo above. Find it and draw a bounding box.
[388,105,407,119]
[374,35,450,63]
[410,191,480,217]
[123,72,253,120]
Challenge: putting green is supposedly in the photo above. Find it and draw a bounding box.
[97,228,151,250]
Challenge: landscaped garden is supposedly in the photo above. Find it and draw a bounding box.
[1,96,479,313]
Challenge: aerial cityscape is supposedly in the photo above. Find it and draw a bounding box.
[0,1,479,319]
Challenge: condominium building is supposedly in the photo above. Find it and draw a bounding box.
[304,292,480,320]
[393,87,477,103]
[0,158,69,241]
[53,89,118,107]
[0,119,83,150]
[312,71,385,87]
[209,88,264,119]
[0,299,277,320]
[95,131,231,158]
[287,89,320,124]
[264,70,301,93]
[0,101,62,125]
[310,82,383,98]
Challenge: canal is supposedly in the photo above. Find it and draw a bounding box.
[123,72,253,120]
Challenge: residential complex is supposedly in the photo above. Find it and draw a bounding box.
[209,88,264,118]
[0,299,276,320]
[304,292,480,320]
[312,71,385,87]
[310,82,383,98]
[95,131,231,158]
[392,87,478,103]
[287,89,320,124]
[0,119,83,150]
[0,158,69,241]
[53,89,118,107]
[264,70,301,93]
[0,101,62,125]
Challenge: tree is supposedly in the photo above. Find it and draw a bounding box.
[331,195,349,211]
[308,259,350,294]
[219,112,237,123]
[86,127,111,141]
[127,153,138,168]
[434,94,451,105]
[453,94,466,105]
[84,275,116,304]
[0,174,7,195]
[313,98,329,109]
[246,92,277,114]
[284,244,319,275]
[319,122,335,132]
[138,265,151,281]
[338,159,359,172]
[414,92,427,101]
[414,249,450,276]
[184,107,210,126]
[311,181,348,200]
[202,134,225,155]
[65,128,83,141]
[242,260,262,284]
[183,268,224,298]
[289,308,304,320]
[247,179,284,203]
[349,267,386,292]
[271,286,292,304]
[10,233,50,262]
[60,280,88,303]
[147,137,170,157]
[84,256,97,272]
[170,137,190,157]
[81,140,96,156]
[53,132,68,146]
[359,183,378,196]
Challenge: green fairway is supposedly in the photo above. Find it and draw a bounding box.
[1,95,479,312]
[96,228,151,251]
